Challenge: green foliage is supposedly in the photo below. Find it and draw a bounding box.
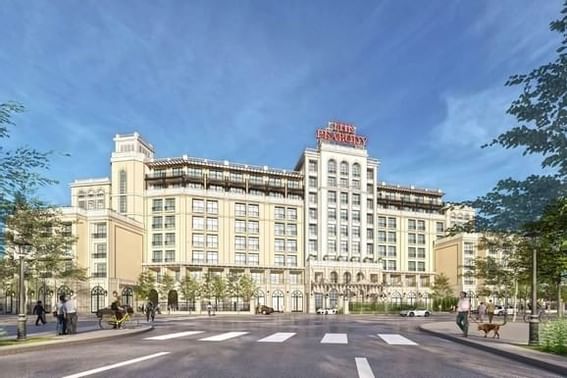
[160,272,176,298]
[540,319,567,355]
[432,297,458,311]
[134,271,156,300]
[200,272,214,300]
[238,274,256,302]
[431,273,454,299]
[211,275,227,302]
[179,275,200,301]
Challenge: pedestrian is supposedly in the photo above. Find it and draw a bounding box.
[455,291,470,337]
[486,300,495,323]
[55,295,68,335]
[145,300,155,322]
[207,302,212,316]
[33,300,46,326]
[477,302,486,322]
[66,294,78,334]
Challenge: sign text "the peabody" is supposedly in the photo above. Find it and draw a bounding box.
[316,121,367,147]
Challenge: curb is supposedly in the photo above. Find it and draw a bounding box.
[0,326,153,356]
[419,325,567,376]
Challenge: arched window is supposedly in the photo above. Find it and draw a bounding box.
[291,290,303,312]
[352,163,361,178]
[356,272,365,282]
[343,272,352,284]
[272,290,284,312]
[87,191,95,210]
[330,271,338,284]
[119,170,127,213]
[329,289,338,308]
[90,286,106,313]
[328,159,337,174]
[57,285,73,299]
[254,289,265,307]
[340,161,349,176]
[96,190,105,209]
[121,287,134,308]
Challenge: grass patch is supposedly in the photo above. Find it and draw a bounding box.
[0,337,53,347]
[539,319,567,356]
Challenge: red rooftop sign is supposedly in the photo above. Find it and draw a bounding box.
[316,121,367,148]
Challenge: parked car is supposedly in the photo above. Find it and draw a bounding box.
[256,305,274,315]
[400,309,431,317]
[316,308,337,315]
[495,306,515,316]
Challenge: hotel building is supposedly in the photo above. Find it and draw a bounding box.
[4,121,478,314]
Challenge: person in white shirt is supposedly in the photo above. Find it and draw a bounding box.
[456,291,471,337]
[66,295,78,334]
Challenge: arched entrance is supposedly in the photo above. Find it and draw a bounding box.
[314,292,323,311]
[149,289,159,306]
[5,289,15,314]
[291,290,303,312]
[57,285,73,300]
[38,284,53,311]
[254,289,265,307]
[329,289,338,308]
[90,286,106,313]
[168,290,178,311]
[272,290,284,312]
[121,287,134,308]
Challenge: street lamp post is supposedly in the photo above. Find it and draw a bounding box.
[16,242,30,341]
[529,245,539,345]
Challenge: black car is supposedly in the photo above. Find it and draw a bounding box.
[256,305,274,315]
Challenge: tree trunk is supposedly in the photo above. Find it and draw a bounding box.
[558,282,563,318]
[512,279,518,323]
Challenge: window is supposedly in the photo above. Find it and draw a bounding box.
[309,240,318,253]
[275,255,285,266]
[408,261,416,271]
[328,224,336,237]
[328,208,336,221]
[328,159,336,174]
[289,273,301,285]
[308,160,318,173]
[275,207,285,220]
[417,220,425,231]
[418,248,426,258]
[328,176,336,187]
[207,200,218,214]
[328,191,336,204]
[418,262,426,272]
[352,210,360,223]
[309,193,317,205]
[192,199,204,213]
[367,229,373,239]
[367,214,374,225]
[309,208,317,220]
[235,236,246,250]
[408,247,416,258]
[340,161,349,176]
[417,234,426,245]
[378,231,386,242]
[352,193,361,206]
[352,242,360,254]
[275,223,285,236]
[408,233,417,244]
[248,237,259,251]
[352,163,361,177]
[352,226,360,238]
[340,192,348,205]
[164,216,175,229]
[287,255,297,266]
[165,198,175,211]
[309,224,317,237]
[248,254,259,265]
[387,260,397,270]
[192,234,204,248]
[387,232,396,243]
[408,219,416,230]
[340,225,349,237]
[235,220,246,233]
[152,217,163,230]
[164,233,175,246]
[248,221,259,234]
[436,222,444,233]
[340,178,348,188]
[192,217,204,230]
[93,243,106,258]
[287,224,297,236]
[352,179,360,189]
[464,242,475,255]
[235,253,246,265]
[340,241,348,253]
[165,250,175,262]
[367,198,374,209]
[236,203,246,216]
[207,218,218,232]
[248,204,260,218]
[287,208,297,220]
[192,251,205,263]
[287,239,297,253]
[309,177,317,188]
[152,250,163,263]
[207,235,218,249]
[367,169,374,180]
[340,209,348,222]
[207,252,218,264]
[378,216,387,228]
[367,244,374,254]
[94,263,107,277]
[387,217,396,229]
[275,239,285,252]
[378,245,386,257]
[152,234,163,247]
[152,199,163,212]
[271,273,283,284]
[387,246,396,257]
[328,239,336,253]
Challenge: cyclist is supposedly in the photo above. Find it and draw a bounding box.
[110,291,125,328]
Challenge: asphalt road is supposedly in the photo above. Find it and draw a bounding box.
[0,314,560,378]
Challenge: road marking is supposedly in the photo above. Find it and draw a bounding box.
[377,334,418,345]
[62,352,170,378]
[199,331,248,341]
[257,332,296,343]
[144,331,204,340]
[321,333,348,344]
[355,357,375,378]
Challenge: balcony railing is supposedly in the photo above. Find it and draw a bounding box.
[92,233,107,239]
[92,253,107,259]
[92,272,107,278]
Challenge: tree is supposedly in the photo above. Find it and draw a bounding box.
[200,272,214,303]
[431,273,454,299]
[160,272,176,303]
[211,275,227,308]
[226,273,242,311]
[179,274,200,310]
[134,270,156,302]
[239,275,256,303]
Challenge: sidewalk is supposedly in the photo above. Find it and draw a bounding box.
[420,320,567,376]
[0,324,152,356]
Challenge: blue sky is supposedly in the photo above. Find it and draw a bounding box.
[0,0,562,206]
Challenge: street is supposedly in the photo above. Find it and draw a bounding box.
[0,314,559,378]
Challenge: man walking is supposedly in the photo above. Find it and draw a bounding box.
[487,300,495,323]
[456,291,470,337]
[66,295,78,334]
[33,300,46,326]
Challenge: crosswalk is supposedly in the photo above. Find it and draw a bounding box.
[144,331,420,346]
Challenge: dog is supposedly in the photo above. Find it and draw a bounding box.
[477,318,506,339]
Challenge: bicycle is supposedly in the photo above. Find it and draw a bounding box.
[97,307,139,329]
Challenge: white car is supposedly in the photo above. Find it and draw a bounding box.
[400,309,431,317]
[495,306,515,316]
[317,308,337,315]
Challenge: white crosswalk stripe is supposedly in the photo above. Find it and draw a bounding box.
[355,357,375,378]
[144,331,204,340]
[320,333,348,344]
[257,332,296,343]
[199,331,249,341]
[377,334,418,345]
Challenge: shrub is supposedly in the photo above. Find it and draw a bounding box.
[540,319,567,355]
